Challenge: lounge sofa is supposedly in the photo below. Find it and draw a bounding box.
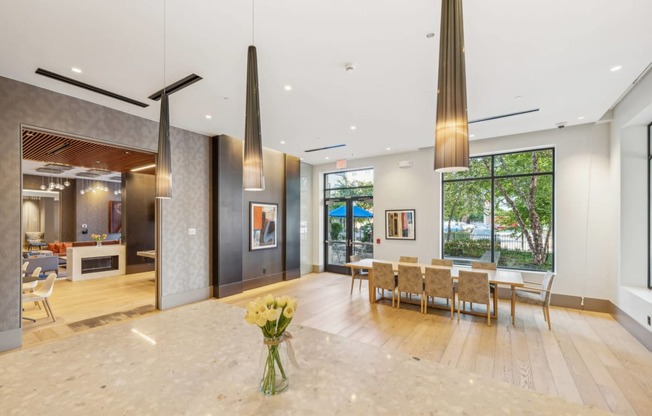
[22,252,59,275]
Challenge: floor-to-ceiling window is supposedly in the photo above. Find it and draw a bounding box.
[441,148,554,271]
[324,169,373,274]
[648,122,652,288]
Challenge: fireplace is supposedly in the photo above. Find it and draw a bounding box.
[81,255,119,274]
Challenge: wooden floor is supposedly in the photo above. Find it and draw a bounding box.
[22,272,156,347]
[222,272,652,416]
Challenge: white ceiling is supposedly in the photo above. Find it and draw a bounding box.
[0,0,650,165]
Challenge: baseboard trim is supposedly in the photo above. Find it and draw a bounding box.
[285,269,301,281]
[216,282,243,299]
[0,328,21,353]
[126,263,155,274]
[160,286,210,310]
[612,305,652,351]
[243,272,284,291]
[312,265,324,273]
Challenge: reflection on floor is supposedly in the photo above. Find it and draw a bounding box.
[22,271,156,347]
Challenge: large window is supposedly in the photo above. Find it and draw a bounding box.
[648,123,652,289]
[442,149,554,271]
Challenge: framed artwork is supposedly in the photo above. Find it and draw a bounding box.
[385,209,416,240]
[109,201,122,234]
[250,202,278,250]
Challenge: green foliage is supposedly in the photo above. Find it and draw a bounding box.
[329,222,343,241]
[359,223,372,242]
[498,250,553,271]
[444,239,498,258]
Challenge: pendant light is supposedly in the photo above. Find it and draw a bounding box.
[155,0,172,199]
[243,0,264,191]
[434,0,469,172]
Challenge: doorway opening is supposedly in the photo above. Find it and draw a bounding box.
[324,169,373,274]
[20,127,158,346]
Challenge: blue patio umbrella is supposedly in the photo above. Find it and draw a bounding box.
[328,205,373,218]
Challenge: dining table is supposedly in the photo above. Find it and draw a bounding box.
[344,258,524,325]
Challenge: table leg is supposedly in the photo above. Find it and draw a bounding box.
[511,286,516,326]
[368,269,375,303]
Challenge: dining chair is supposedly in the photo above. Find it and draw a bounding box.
[457,270,491,326]
[372,262,397,307]
[349,255,368,295]
[399,256,419,263]
[21,260,29,276]
[423,267,454,318]
[471,262,498,314]
[22,266,42,292]
[22,272,57,322]
[516,272,556,330]
[431,258,453,267]
[396,264,423,311]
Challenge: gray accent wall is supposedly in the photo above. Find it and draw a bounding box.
[0,76,210,350]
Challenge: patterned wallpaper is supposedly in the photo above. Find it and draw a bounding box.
[0,76,210,336]
[300,163,313,274]
[74,181,121,242]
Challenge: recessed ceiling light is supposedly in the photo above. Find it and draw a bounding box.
[610,65,622,72]
[470,134,475,138]
[386,147,391,151]
[71,67,82,74]
[284,85,292,91]
[578,116,585,120]
[280,141,285,144]
[205,115,212,119]
[514,95,522,99]
[426,33,435,38]
[350,126,356,130]
[325,157,330,160]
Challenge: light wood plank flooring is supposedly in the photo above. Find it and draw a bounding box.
[22,272,156,347]
[222,272,652,416]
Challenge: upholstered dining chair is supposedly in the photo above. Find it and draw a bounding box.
[399,256,419,263]
[423,267,454,318]
[457,270,491,326]
[431,258,453,267]
[471,261,498,314]
[22,272,57,322]
[515,272,556,330]
[349,255,368,295]
[372,262,397,307]
[397,264,423,310]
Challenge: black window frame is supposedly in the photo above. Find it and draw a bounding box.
[441,147,555,272]
[648,122,652,289]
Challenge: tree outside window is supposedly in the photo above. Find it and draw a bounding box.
[442,149,554,271]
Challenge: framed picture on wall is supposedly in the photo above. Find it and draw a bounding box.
[109,201,122,234]
[385,209,416,240]
[250,202,278,250]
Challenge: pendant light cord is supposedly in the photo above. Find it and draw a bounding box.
[252,0,255,45]
[163,0,167,93]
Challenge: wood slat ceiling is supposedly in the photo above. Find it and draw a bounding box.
[22,129,155,174]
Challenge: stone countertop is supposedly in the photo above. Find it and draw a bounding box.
[0,300,611,415]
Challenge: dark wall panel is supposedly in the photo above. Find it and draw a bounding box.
[242,148,285,282]
[213,135,243,295]
[284,155,301,280]
[124,172,155,273]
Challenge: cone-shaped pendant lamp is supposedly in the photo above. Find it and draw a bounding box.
[243,45,264,191]
[156,92,172,198]
[434,0,469,172]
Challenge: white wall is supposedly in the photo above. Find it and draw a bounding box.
[610,68,652,331]
[311,123,615,303]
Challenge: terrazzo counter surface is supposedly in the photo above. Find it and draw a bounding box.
[0,300,611,415]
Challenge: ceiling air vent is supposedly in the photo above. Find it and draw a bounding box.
[35,68,149,108]
[304,144,346,153]
[148,74,203,101]
[36,167,66,174]
[44,163,73,171]
[76,172,101,178]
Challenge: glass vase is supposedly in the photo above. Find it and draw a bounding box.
[258,336,289,395]
[96,241,101,247]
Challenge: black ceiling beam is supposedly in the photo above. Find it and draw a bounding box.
[148,74,203,101]
[469,108,540,124]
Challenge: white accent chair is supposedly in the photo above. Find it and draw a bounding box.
[22,272,57,322]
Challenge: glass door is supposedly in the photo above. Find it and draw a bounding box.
[324,197,373,274]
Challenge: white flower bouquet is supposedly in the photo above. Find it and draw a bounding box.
[244,294,298,395]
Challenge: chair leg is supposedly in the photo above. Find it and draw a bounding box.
[397,291,401,309]
[44,299,55,322]
[457,300,461,322]
[359,277,363,291]
[546,306,551,330]
[350,275,355,295]
[450,297,454,319]
[542,305,547,321]
[493,289,498,317]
